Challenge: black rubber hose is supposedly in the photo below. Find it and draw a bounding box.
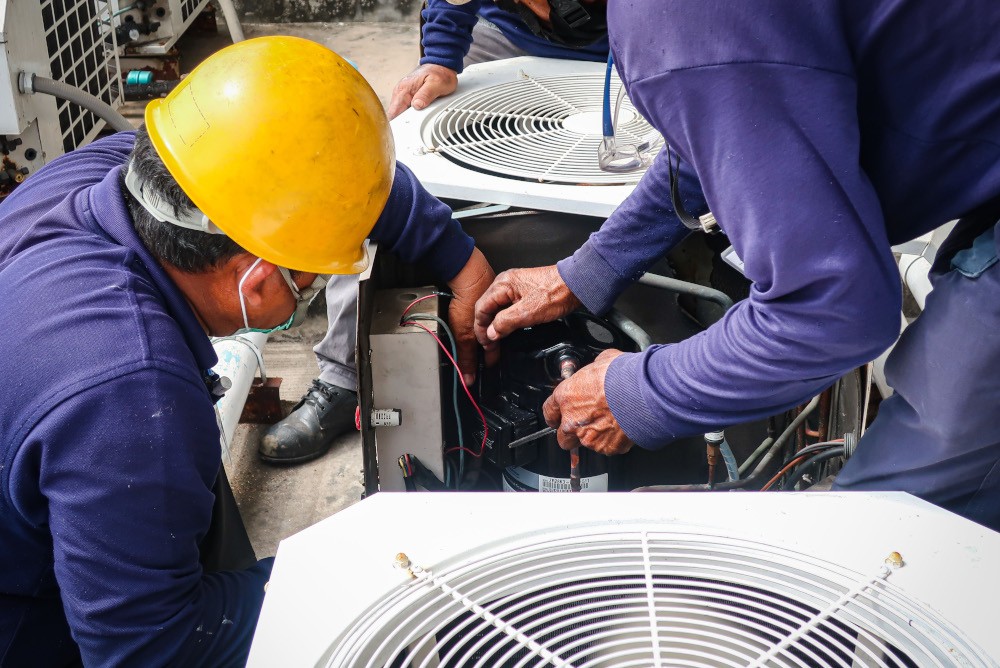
[782,447,846,491]
[777,440,844,469]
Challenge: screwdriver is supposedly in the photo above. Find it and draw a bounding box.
[507,426,556,449]
[557,356,582,493]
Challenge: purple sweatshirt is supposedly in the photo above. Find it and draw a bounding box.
[420,0,608,74]
[0,133,472,666]
[558,0,1000,447]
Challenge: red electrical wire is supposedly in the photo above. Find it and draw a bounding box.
[760,441,843,491]
[761,455,811,491]
[400,294,439,322]
[401,319,489,457]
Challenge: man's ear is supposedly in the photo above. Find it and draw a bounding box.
[230,254,277,310]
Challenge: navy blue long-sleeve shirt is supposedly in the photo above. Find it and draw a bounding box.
[420,0,608,73]
[557,0,1000,447]
[0,132,473,666]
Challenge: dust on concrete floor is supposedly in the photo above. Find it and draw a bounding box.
[145,20,421,558]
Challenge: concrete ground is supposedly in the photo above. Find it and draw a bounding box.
[131,19,421,558]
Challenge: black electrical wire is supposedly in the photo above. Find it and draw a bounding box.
[779,440,845,468]
[782,447,846,491]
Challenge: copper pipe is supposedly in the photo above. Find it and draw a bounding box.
[795,406,805,452]
[817,388,833,442]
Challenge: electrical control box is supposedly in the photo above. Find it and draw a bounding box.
[367,287,447,492]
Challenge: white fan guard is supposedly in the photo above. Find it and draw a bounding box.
[391,57,661,218]
[425,71,661,186]
[248,493,1000,668]
[324,529,981,667]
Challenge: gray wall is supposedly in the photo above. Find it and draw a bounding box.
[236,0,422,22]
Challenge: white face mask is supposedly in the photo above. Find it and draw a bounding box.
[233,257,329,335]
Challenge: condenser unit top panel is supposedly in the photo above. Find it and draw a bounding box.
[249,492,1000,667]
[392,57,662,219]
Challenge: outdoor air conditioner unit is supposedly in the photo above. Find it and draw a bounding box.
[248,492,1000,667]
[1,0,121,199]
[110,0,212,55]
[391,56,663,218]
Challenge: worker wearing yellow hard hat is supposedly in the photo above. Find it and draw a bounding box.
[144,35,393,275]
[0,35,494,666]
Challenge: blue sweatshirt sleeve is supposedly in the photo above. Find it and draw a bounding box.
[369,161,475,282]
[603,1,902,447]
[557,148,706,315]
[20,367,270,667]
[419,0,481,73]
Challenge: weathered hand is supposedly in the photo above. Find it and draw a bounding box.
[446,247,497,385]
[386,64,458,119]
[542,350,634,456]
[473,265,582,352]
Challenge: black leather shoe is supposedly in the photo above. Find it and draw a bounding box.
[259,379,357,465]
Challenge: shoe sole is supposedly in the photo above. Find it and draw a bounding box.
[258,447,331,466]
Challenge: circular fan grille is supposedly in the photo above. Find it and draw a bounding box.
[324,528,986,668]
[425,72,663,186]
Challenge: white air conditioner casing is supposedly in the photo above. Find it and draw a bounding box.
[110,0,212,55]
[391,57,662,219]
[1,0,121,189]
[249,492,1000,667]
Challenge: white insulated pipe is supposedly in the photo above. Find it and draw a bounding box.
[872,225,953,397]
[216,0,246,43]
[872,253,932,398]
[211,332,268,459]
[897,253,934,311]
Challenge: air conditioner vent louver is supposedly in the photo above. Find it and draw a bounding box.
[181,0,202,21]
[40,0,121,154]
[426,72,662,186]
[324,528,983,667]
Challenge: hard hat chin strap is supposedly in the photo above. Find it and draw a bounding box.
[124,161,226,235]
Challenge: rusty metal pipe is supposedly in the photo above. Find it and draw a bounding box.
[635,395,821,492]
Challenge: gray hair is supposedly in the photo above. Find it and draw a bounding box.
[122,125,243,273]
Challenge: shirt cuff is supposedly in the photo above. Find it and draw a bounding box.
[605,350,668,449]
[421,221,476,282]
[557,242,634,316]
[419,54,465,74]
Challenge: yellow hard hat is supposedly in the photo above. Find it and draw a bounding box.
[144,36,394,274]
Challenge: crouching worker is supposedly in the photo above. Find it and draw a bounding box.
[0,36,493,666]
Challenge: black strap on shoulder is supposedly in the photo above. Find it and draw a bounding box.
[668,145,720,234]
[494,0,607,49]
